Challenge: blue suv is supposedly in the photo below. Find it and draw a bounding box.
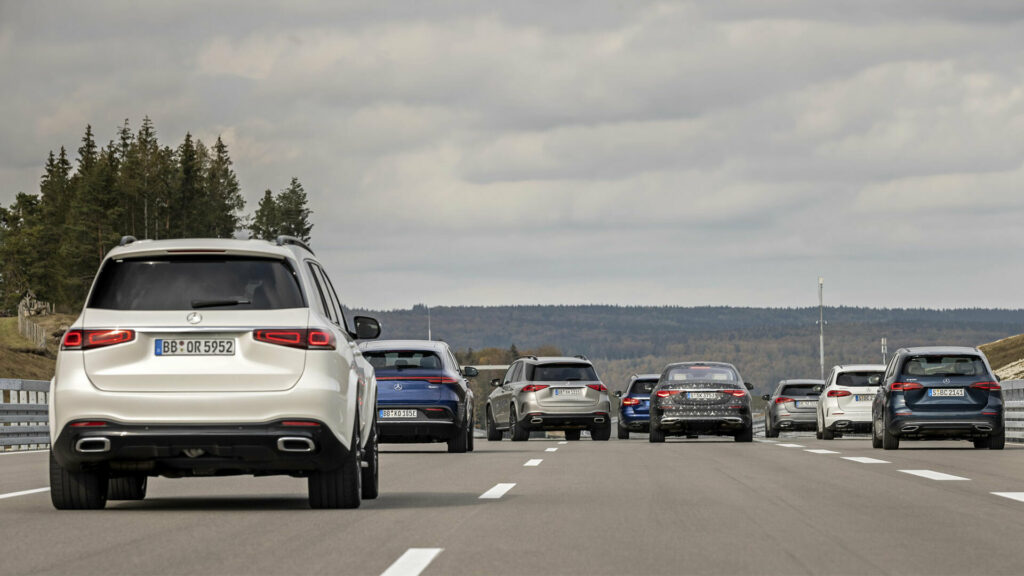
[615,374,659,439]
[872,346,1004,450]
[360,340,478,453]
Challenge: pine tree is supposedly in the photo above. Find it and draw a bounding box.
[276,177,313,243]
[203,136,244,237]
[175,132,200,237]
[250,189,279,240]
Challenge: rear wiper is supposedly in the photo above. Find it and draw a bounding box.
[191,299,251,309]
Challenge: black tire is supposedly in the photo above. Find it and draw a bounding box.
[486,407,503,441]
[49,451,108,510]
[871,417,883,449]
[308,420,362,509]
[448,418,469,453]
[591,423,611,441]
[649,424,665,443]
[735,425,753,443]
[815,430,823,440]
[361,417,379,500]
[107,475,147,501]
[882,414,899,450]
[764,415,778,438]
[510,406,529,442]
[973,437,990,449]
[564,429,581,441]
[617,423,629,440]
[467,410,475,452]
[822,426,834,440]
[990,428,1006,450]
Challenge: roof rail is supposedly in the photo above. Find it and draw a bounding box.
[119,235,138,246]
[275,235,314,255]
[574,354,588,361]
[517,355,538,361]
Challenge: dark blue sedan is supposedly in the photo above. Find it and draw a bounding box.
[360,340,478,453]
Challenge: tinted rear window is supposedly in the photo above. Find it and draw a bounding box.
[88,256,304,311]
[666,365,738,382]
[365,351,443,371]
[780,384,820,397]
[836,371,883,387]
[901,356,987,378]
[530,363,599,382]
[630,379,658,395]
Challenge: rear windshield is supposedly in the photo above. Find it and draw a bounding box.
[530,363,599,382]
[901,355,987,378]
[780,384,820,397]
[88,256,304,311]
[630,379,658,395]
[365,351,444,371]
[836,371,883,387]
[666,365,738,382]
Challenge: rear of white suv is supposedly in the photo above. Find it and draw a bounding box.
[49,236,381,510]
[816,364,885,440]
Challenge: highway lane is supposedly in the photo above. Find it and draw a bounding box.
[3,437,1024,575]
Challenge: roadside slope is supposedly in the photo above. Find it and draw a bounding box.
[980,333,1024,381]
[0,317,62,381]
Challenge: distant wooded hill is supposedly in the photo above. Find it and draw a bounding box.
[350,305,1024,395]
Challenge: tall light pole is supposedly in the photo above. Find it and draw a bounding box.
[426,304,432,341]
[881,337,888,364]
[818,277,825,381]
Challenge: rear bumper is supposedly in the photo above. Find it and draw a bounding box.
[618,409,650,429]
[657,411,752,435]
[887,412,1003,439]
[823,408,872,429]
[519,412,610,430]
[771,410,817,430]
[52,420,349,476]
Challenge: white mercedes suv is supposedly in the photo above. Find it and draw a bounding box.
[49,236,381,510]
[816,364,886,440]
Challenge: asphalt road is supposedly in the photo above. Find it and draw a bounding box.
[4,434,1024,575]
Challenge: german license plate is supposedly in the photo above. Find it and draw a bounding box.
[379,409,417,418]
[795,400,816,408]
[688,392,718,400]
[930,388,965,397]
[554,388,583,396]
[855,395,874,402]
[155,339,234,356]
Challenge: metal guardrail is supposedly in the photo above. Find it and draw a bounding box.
[1001,380,1024,443]
[1,379,50,451]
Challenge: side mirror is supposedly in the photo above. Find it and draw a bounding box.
[352,316,381,340]
[463,366,479,378]
[812,385,824,394]
[761,394,771,401]
[615,391,623,398]
[490,378,502,387]
[744,382,753,390]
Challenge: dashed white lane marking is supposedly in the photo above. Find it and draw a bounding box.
[842,457,889,464]
[992,492,1024,503]
[805,449,840,454]
[754,438,777,443]
[545,448,558,452]
[900,470,969,481]
[479,483,516,499]
[0,450,48,457]
[0,487,49,500]
[380,548,443,576]
[776,443,805,448]
[524,459,543,467]
[558,441,568,445]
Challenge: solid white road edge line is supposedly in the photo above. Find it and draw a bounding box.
[380,548,443,576]
[0,449,49,457]
[479,483,516,499]
[842,457,889,464]
[805,449,840,454]
[900,470,969,481]
[0,487,50,500]
[545,448,557,452]
[524,459,543,467]
[992,492,1024,503]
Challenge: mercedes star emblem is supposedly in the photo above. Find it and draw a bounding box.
[187,312,202,325]
[394,383,403,391]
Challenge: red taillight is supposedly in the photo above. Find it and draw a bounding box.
[281,420,320,427]
[774,397,794,404]
[621,397,641,406]
[971,382,1001,391]
[253,328,336,350]
[587,384,608,392]
[721,389,746,397]
[61,329,135,350]
[522,384,550,392]
[656,390,681,398]
[70,421,107,427]
[827,390,852,398]
[891,382,923,391]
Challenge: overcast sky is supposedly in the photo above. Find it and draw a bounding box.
[2,1,1024,310]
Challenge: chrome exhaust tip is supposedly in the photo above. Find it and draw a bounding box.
[75,437,111,453]
[594,417,606,424]
[901,425,919,433]
[974,424,993,432]
[530,417,543,424]
[277,437,315,453]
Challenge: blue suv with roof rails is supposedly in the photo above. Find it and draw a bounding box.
[359,340,478,453]
[615,374,659,439]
